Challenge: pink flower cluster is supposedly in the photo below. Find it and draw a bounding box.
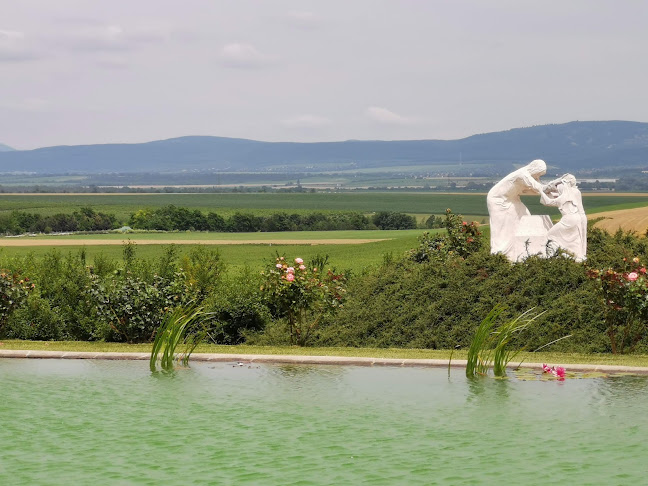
[542,363,566,380]
[276,257,309,283]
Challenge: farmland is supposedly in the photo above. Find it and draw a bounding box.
[1,192,648,273]
[1,192,647,221]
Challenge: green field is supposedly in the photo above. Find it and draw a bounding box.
[1,191,647,274]
[0,229,432,275]
[1,192,646,223]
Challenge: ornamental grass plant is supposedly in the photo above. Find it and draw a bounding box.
[150,305,206,372]
[466,305,543,378]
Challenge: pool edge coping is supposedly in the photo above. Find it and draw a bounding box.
[2,349,648,374]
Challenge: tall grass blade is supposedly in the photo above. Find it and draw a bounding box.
[492,308,545,377]
[466,304,504,378]
[150,305,205,372]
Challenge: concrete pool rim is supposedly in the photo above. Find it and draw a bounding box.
[2,349,648,374]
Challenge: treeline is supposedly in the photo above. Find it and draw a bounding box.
[129,205,418,232]
[0,204,426,235]
[0,207,117,234]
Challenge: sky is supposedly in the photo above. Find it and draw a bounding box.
[1,0,647,150]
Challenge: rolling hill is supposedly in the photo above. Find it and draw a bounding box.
[0,121,646,174]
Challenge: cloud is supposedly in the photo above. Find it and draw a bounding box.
[61,22,171,52]
[0,97,51,112]
[0,29,41,62]
[220,43,273,69]
[281,114,331,127]
[285,11,323,29]
[64,24,130,51]
[365,106,413,125]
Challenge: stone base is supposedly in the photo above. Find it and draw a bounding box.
[513,215,553,261]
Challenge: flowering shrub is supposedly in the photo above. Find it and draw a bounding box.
[410,209,482,262]
[0,270,34,336]
[588,257,648,353]
[261,256,346,345]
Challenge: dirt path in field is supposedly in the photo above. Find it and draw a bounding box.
[0,238,388,247]
[590,207,648,233]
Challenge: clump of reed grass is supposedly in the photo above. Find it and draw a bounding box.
[150,305,206,372]
[466,305,544,378]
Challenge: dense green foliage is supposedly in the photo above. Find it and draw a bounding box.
[4,209,648,354]
[588,255,648,354]
[0,207,117,234]
[128,206,419,232]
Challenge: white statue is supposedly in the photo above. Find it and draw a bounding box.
[540,174,587,261]
[487,159,547,260]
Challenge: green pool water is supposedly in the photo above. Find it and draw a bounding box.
[1,359,647,485]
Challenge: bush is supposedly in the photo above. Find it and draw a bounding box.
[410,209,483,262]
[372,211,417,230]
[313,249,605,353]
[0,270,35,337]
[181,246,224,302]
[588,256,648,353]
[204,270,270,344]
[6,296,65,341]
[33,250,97,340]
[261,255,346,345]
[88,274,184,343]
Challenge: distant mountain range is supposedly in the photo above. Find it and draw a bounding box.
[0,143,14,152]
[1,121,647,174]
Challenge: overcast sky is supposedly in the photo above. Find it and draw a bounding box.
[1,0,647,150]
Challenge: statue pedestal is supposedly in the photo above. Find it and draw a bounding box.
[513,215,553,261]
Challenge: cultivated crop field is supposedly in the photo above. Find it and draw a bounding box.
[1,192,646,221]
[0,230,431,275]
[1,192,648,274]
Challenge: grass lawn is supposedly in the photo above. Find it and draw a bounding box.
[2,340,648,368]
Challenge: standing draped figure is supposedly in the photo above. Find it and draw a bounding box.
[540,174,587,261]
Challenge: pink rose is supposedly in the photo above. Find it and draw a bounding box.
[276,263,282,268]
[286,267,295,274]
[295,258,304,264]
[299,265,306,271]
[628,272,639,281]
[285,273,295,282]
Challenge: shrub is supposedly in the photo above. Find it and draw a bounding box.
[588,256,648,353]
[5,296,64,341]
[261,255,346,345]
[314,248,604,353]
[0,270,35,337]
[410,209,483,262]
[204,270,270,344]
[88,274,184,343]
[372,211,417,230]
[181,246,223,302]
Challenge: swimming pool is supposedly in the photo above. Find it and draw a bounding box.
[1,358,646,484]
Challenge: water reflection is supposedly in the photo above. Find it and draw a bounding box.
[465,375,511,402]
